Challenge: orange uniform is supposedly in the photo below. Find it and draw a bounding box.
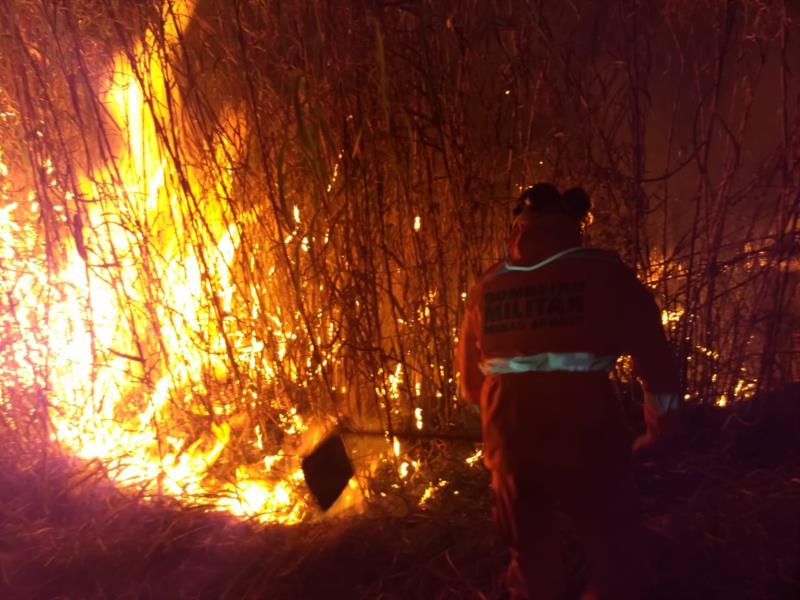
[457,210,680,599]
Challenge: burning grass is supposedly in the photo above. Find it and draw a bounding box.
[0,433,504,600]
[1,407,798,600]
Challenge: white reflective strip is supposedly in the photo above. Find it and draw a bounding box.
[503,246,583,272]
[480,352,617,375]
[644,392,681,413]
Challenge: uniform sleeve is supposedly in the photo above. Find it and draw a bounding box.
[621,267,682,414]
[456,289,484,406]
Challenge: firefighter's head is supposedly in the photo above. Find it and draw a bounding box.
[513,183,592,223]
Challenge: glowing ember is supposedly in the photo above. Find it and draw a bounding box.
[661,308,684,327]
[419,479,449,506]
[399,461,410,478]
[465,448,483,467]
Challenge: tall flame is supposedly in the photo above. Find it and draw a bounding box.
[0,0,356,524]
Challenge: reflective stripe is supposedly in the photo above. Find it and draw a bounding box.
[644,391,681,413]
[480,352,617,375]
[485,247,620,284]
[503,246,583,272]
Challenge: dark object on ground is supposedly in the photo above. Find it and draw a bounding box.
[302,432,354,510]
[304,427,481,509]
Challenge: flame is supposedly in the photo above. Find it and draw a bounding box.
[399,461,410,478]
[414,407,423,430]
[465,448,483,467]
[419,479,448,506]
[661,308,684,327]
[392,437,401,458]
[0,0,345,524]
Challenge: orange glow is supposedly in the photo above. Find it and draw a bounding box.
[0,0,351,524]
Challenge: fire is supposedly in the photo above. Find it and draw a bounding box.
[414,407,424,430]
[3,0,778,529]
[419,479,449,506]
[465,448,483,467]
[661,308,684,327]
[0,0,345,524]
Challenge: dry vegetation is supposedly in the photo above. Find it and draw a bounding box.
[1,416,798,599]
[0,0,799,598]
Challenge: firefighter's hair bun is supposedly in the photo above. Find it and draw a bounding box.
[563,187,591,220]
[514,183,561,215]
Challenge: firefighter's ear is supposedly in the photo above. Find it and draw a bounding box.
[563,187,591,220]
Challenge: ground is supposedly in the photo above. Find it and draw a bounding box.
[1,410,798,600]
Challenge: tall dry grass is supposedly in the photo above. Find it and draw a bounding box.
[0,0,797,498]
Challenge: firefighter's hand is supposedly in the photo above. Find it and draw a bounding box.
[632,431,661,459]
[633,409,684,459]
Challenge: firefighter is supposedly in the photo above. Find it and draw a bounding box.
[456,183,682,599]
